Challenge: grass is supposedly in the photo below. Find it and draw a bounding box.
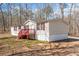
[0,35,48,55]
[1,34,79,55]
[0,36,47,49]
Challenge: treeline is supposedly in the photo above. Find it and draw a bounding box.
[0,3,79,36]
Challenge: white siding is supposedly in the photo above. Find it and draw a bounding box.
[36,30,49,41]
[49,33,68,41]
[48,21,68,41]
[49,21,68,35]
[36,22,49,41]
[36,21,68,42]
[11,27,20,36]
[25,21,36,30]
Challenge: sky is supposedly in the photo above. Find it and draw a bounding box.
[1,3,79,17]
[0,3,60,12]
[0,3,71,20]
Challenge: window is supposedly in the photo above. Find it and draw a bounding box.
[37,24,41,30]
[14,26,17,31]
[37,23,45,30]
[18,26,21,29]
[24,26,26,29]
[41,23,45,30]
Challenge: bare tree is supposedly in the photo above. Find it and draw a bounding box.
[59,3,64,20]
[0,4,6,32]
[43,4,53,21]
[9,4,13,27]
[19,4,22,25]
[68,4,74,35]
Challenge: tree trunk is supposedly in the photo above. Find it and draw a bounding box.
[9,4,12,26]
[19,4,22,25]
[0,4,6,32]
[69,4,73,35]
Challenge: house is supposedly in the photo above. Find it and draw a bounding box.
[36,19,68,41]
[11,19,68,41]
[11,20,36,37]
[11,26,24,36]
[23,20,36,39]
[23,20,37,30]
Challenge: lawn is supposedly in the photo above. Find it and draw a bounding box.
[0,33,48,55]
[1,33,79,56]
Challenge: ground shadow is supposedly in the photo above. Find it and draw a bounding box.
[0,36,16,40]
[50,38,79,43]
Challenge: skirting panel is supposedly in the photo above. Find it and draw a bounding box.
[49,34,68,41]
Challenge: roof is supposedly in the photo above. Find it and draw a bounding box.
[37,19,68,25]
[23,19,36,25]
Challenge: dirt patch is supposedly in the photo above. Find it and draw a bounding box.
[10,46,79,56]
[1,33,79,56]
